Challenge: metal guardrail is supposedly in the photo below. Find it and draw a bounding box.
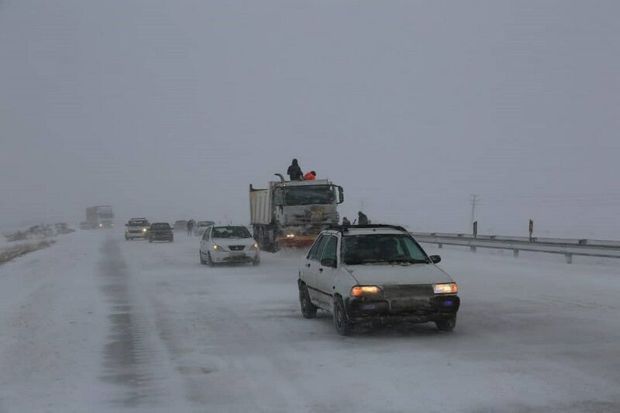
[411,232,620,264]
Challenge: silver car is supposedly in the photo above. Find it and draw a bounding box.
[298,225,460,335]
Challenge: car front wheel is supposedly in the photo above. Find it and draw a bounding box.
[436,316,456,332]
[333,297,352,336]
[207,252,214,267]
[299,283,317,319]
[199,251,207,265]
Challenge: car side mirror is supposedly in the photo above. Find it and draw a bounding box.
[429,255,441,264]
[321,258,337,268]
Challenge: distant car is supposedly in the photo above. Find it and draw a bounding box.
[298,225,460,335]
[173,220,188,232]
[148,222,174,243]
[125,218,150,240]
[199,225,260,266]
[194,220,215,236]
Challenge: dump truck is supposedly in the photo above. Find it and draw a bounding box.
[84,205,114,229]
[250,175,344,251]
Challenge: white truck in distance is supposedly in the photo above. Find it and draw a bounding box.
[250,175,344,251]
[82,205,114,229]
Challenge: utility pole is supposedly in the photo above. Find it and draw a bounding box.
[470,194,479,227]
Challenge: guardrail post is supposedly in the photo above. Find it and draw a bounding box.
[513,249,519,258]
[438,243,442,249]
[470,245,476,252]
[565,253,573,264]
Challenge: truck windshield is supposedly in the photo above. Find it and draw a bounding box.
[342,234,428,265]
[284,186,335,206]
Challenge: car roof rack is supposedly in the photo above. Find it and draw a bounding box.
[326,224,408,233]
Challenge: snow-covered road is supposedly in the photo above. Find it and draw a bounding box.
[1,230,619,412]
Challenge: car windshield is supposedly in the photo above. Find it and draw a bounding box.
[284,186,335,206]
[129,220,148,226]
[212,226,251,239]
[342,234,428,265]
[151,223,170,229]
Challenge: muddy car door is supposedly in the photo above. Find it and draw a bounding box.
[302,235,328,306]
[315,235,339,309]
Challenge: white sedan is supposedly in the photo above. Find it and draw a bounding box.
[199,225,260,266]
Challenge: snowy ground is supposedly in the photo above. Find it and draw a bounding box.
[0,230,619,413]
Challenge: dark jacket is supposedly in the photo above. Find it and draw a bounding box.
[358,212,369,225]
[287,160,303,181]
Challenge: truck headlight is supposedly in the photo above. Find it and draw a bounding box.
[285,233,295,239]
[433,283,458,294]
[142,228,147,232]
[350,285,382,297]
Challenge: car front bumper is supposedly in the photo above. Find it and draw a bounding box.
[210,250,259,263]
[150,233,173,241]
[345,295,460,324]
[126,231,148,239]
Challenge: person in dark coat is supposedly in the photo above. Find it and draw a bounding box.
[358,211,369,225]
[287,159,304,181]
[342,217,351,227]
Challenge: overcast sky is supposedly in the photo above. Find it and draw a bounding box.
[1,0,619,238]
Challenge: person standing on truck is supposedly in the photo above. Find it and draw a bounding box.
[287,159,304,181]
[358,211,369,225]
[303,170,316,181]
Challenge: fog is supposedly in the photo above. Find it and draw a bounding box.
[1,0,619,238]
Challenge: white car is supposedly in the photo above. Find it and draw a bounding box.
[199,225,260,266]
[125,218,150,240]
[298,225,460,335]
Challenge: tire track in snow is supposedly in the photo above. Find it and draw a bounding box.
[97,236,187,410]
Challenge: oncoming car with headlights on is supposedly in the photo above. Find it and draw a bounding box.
[125,218,150,240]
[297,225,460,335]
[199,225,260,266]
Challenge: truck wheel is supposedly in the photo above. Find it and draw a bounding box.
[436,316,456,332]
[333,297,352,336]
[299,283,317,319]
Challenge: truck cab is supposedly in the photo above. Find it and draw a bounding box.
[250,177,344,251]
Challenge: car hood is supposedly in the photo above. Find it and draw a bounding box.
[215,238,255,245]
[344,263,453,285]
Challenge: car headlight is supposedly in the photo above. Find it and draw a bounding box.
[212,244,222,251]
[350,285,382,297]
[142,228,147,232]
[433,282,458,295]
[251,242,259,250]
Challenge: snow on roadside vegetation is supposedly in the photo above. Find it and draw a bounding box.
[0,223,75,264]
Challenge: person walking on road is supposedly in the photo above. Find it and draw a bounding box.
[287,159,304,181]
[187,219,195,236]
